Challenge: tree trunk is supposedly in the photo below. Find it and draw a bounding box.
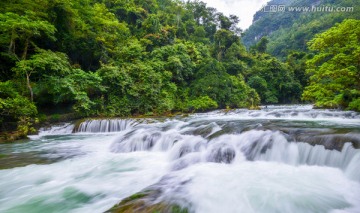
[22,38,29,60]
[26,72,33,102]
[8,30,15,54]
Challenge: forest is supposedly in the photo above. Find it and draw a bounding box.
[0,0,359,139]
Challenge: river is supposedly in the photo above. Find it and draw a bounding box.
[0,105,360,213]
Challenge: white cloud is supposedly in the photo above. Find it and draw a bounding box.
[199,0,271,30]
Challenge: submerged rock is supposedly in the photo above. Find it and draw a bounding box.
[178,145,192,158]
[240,134,274,161]
[171,153,201,171]
[296,133,360,150]
[207,144,236,163]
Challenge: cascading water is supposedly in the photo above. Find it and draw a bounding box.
[76,119,138,133]
[110,121,360,182]
[37,123,75,135]
[1,105,360,213]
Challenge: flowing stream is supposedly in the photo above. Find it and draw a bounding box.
[1,105,360,213]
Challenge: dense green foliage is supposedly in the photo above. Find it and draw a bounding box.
[302,19,360,110]
[0,81,37,135]
[243,0,360,59]
[242,0,359,111]
[0,0,358,136]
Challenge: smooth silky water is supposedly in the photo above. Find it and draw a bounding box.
[1,105,360,213]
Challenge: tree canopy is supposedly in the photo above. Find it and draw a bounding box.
[302,19,360,110]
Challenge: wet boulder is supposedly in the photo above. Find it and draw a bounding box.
[240,138,273,161]
[143,132,162,150]
[105,190,188,213]
[171,153,201,171]
[178,145,192,158]
[207,144,236,164]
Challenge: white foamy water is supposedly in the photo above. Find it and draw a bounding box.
[167,162,360,213]
[28,123,75,140]
[0,134,169,213]
[0,105,359,212]
[191,105,360,126]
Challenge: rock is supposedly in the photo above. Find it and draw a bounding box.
[207,144,236,164]
[105,190,188,213]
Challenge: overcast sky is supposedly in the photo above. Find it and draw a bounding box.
[199,0,271,30]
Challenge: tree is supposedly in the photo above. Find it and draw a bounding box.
[44,69,105,115]
[248,75,268,102]
[187,96,218,112]
[0,81,37,134]
[0,12,56,60]
[12,50,71,102]
[0,11,56,102]
[302,19,360,110]
[254,37,269,53]
[214,29,239,61]
[191,59,259,108]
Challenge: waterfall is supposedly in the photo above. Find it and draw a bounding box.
[110,125,360,181]
[76,119,138,133]
[29,123,75,139]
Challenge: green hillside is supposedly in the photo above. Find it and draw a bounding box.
[243,0,360,59]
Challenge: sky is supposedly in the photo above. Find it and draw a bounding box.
[199,0,271,30]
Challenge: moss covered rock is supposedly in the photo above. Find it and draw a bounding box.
[105,190,188,213]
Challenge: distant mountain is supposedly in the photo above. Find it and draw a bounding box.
[252,0,295,23]
[243,0,360,59]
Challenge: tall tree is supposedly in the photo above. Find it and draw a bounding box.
[0,12,55,101]
[302,19,360,110]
